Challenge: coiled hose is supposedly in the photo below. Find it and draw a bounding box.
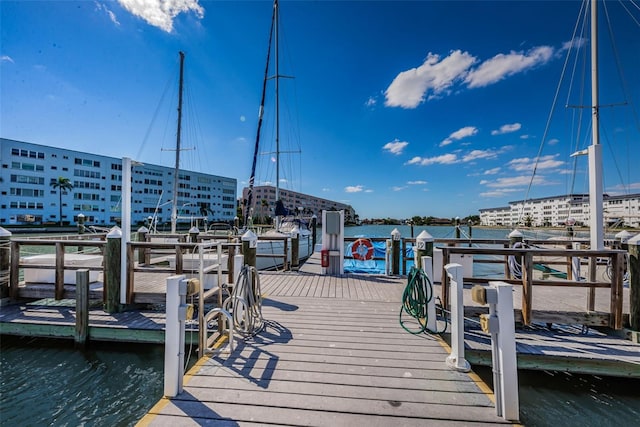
[223,265,264,337]
[400,266,444,334]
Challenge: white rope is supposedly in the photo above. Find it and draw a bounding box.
[507,241,524,279]
[223,265,264,337]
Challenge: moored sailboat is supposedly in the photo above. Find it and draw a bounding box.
[241,0,313,270]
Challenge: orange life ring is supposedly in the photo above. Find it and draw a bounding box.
[351,238,374,261]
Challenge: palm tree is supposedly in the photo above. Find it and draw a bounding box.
[50,177,73,226]
[260,199,269,221]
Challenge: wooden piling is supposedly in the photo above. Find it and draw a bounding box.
[77,213,85,235]
[0,228,10,300]
[55,241,64,300]
[137,226,148,265]
[291,234,299,268]
[227,242,236,284]
[9,240,19,300]
[104,232,121,313]
[242,240,256,268]
[629,235,640,331]
[508,230,523,280]
[75,269,89,349]
[588,256,597,312]
[391,239,400,275]
[414,230,433,270]
[521,252,534,325]
[311,215,317,250]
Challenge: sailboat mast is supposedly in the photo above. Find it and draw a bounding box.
[275,0,280,203]
[245,2,277,226]
[171,51,185,234]
[589,0,604,250]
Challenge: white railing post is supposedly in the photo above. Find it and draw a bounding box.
[232,254,244,285]
[385,239,392,276]
[572,242,582,281]
[165,274,187,397]
[421,256,436,332]
[486,281,519,422]
[445,263,470,372]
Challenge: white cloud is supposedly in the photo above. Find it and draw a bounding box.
[365,96,376,107]
[520,134,532,139]
[406,153,458,166]
[462,149,498,162]
[392,186,407,191]
[606,182,640,192]
[483,167,501,175]
[407,180,427,185]
[345,185,364,193]
[465,46,554,88]
[384,50,477,108]
[407,145,511,167]
[440,126,478,147]
[96,2,120,26]
[491,123,521,135]
[322,188,330,192]
[1,55,14,63]
[240,115,246,122]
[483,175,549,188]
[561,37,587,52]
[547,138,559,145]
[117,0,204,32]
[383,139,409,155]
[508,154,564,171]
[365,189,374,193]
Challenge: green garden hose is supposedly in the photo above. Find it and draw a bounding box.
[399,266,444,334]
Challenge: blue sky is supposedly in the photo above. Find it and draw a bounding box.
[2,0,639,220]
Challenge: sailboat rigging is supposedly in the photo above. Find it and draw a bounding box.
[519,0,638,247]
[171,51,186,234]
[244,0,299,228]
[245,2,276,226]
[241,0,313,270]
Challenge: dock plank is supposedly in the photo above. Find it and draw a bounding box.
[142,281,512,426]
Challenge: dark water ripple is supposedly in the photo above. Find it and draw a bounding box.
[1,336,165,426]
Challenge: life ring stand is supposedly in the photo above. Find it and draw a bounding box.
[351,238,374,261]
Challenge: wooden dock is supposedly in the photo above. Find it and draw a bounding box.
[139,273,512,426]
[3,248,639,424]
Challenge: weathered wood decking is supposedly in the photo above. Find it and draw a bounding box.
[139,275,511,426]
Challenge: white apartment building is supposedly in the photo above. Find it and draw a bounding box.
[0,138,237,227]
[480,193,640,228]
[241,185,356,223]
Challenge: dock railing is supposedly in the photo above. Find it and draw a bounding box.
[441,245,626,329]
[343,236,626,330]
[127,239,241,304]
[8,235,241,307]
[9,237,107,301]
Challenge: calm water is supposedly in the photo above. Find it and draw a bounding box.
[0,336,166,426]
[1,225,638,425]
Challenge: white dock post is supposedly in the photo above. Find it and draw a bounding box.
[572,242,582,281]
[490,281,520,421]
[165,275,187,397]
[232,254,244,285]
[421,256,436,332]
[385,239,392,276]
[445,263,470,372]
